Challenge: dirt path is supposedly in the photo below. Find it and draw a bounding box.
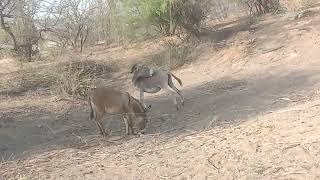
[2,6,320,179]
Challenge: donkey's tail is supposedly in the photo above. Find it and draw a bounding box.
[169,72,183,87]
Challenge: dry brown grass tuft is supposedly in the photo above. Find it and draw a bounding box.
[144,39,193,71]
[0,56,117,99]
[52,60,116,98]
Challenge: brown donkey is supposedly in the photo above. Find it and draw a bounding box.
[89,87,151,137]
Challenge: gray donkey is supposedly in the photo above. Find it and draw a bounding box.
[130,63,184,110]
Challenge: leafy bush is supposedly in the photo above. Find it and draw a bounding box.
[123,0,205,37]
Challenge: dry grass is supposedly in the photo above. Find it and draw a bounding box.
[144,39,193,71]
[280,0,319,11]
[52,59,115,98]
[0,55,116,98]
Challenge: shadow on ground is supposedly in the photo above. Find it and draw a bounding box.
[200,16,256,44]
[1,67,320,160]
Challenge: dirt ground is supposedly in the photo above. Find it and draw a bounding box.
[2,5,320,180]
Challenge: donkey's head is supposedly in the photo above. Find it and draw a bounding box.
[128,94,151,134]
[130,63,143,73]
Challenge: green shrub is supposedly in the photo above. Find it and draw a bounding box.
[123,0,204,36]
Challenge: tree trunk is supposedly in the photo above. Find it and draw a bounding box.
[80,27,89,53]
[0,14,18,51]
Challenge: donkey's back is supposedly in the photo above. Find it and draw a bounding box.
[90,87,130,113]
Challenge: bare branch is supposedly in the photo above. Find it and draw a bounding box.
[0,13,13,18]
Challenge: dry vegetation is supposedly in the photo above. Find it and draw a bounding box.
[2,0,320,179]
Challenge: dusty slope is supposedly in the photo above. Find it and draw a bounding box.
[2,6,320,180]
[3,101,320,179]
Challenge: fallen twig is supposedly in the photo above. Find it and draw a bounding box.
[157,168,186,179]
[262,45,285,54]
[207,153,219,170]
[207,115,218,129]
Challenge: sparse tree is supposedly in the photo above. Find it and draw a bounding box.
[0,0,44,61]
[0,0,18,50]
[42,0,95,52]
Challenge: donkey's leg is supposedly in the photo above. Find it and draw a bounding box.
[168,77,184,107]
[140,90,148,109]
[163,87,180,110]
[95,112,106,137]
[123,116,130,135]
[128,115,135,135]
[123,115,135,135]
[171,86,184,106]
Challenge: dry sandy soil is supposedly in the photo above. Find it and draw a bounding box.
[2,5,320,180]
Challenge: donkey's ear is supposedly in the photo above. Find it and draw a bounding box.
[131,63,142,73]
[130,64,138,73]
[145,104,152,112]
